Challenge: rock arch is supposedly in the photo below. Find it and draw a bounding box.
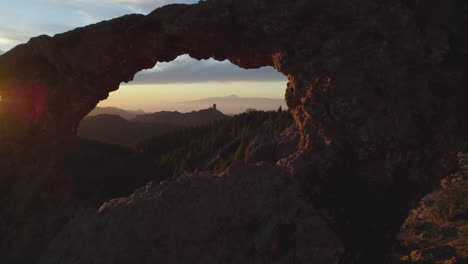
[0,2,280,134]
[0,0,467,263]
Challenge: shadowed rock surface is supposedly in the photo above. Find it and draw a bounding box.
[39,164,344,264]
[0,0,467,263]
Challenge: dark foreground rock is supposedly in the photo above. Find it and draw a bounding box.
[40,163,344,264]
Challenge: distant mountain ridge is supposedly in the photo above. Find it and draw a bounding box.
[79,107,228,145]
[88,106,145,120]
[134,107,227,126]
[91,95,287,116]
[81,95,284,144]
[176,94,286,114]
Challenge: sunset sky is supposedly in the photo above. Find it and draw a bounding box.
[0,0,287,112]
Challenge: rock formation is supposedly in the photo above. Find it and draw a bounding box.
[392,152,467,264]
[0,0,467,263]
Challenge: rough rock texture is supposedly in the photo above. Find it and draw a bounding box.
[0,0,468,263]
[39,164,344,264]
[390,152,468,264]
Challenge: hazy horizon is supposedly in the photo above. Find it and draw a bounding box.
[97,92,288,114]
[96,82,287,113]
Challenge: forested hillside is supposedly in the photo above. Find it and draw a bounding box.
[136,108,293,178]
[64,109,293,203]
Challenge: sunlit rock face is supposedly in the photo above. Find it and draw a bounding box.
[0,0,467,263]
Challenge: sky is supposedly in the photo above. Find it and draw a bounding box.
[0,0,288,112]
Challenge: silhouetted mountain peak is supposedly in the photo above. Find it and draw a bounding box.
[134,107,227,126]
[176,95,287,114]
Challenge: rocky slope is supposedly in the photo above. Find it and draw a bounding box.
[40,163,344,264]
[0,0,467,263]
[390,153,467,264]
[176,94,287,114]
[244,125,300,165]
